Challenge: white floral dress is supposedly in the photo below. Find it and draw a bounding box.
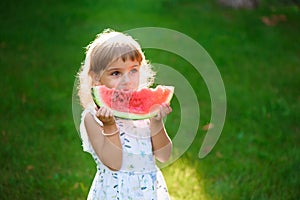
[80,109,170,200]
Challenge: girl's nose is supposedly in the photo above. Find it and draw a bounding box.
[121,72,130,84]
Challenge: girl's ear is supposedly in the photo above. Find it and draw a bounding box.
[90,71,101,86]
[93,80,101,86]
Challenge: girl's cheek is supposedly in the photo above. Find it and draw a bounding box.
[111,80,121,89]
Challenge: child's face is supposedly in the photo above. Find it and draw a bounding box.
[99,58,140,90]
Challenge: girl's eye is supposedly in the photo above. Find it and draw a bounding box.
[130,68,138,74]
[111,71,120,76]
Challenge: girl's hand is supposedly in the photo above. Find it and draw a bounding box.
[151,103,172,122]
[96,106,116,126]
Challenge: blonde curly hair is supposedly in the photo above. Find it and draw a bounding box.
[77,29,155,109]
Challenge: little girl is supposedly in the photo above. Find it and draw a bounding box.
[77,29,172,199]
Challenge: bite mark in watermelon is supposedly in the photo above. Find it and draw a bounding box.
[91,85,174,119]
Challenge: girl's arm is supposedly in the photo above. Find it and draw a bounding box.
[150,103,172,163]
[84,108,122,171]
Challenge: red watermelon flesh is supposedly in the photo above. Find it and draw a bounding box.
[91,85,174,119]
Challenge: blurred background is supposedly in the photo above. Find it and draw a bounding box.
[0,0,299,199]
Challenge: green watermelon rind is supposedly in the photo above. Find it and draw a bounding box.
[91,87,102,109]
[91,86,174,120]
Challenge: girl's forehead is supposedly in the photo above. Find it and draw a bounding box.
[107,59,140,69]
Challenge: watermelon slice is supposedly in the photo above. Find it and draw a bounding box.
[91,85,174,119]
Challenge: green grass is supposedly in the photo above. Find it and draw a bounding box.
[1,0,299,199]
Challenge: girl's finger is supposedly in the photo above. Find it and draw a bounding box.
[100,107,108,118]
[105,109,111,118]
[156,112,161,120]
[96,108,102,117]
[160,104,172,117]
[99,107,104,116]
[109,110,114,117]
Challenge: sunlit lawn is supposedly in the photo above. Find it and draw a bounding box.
[1,0,299,199]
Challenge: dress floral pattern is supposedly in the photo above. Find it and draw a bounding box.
[80,109,170,200]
